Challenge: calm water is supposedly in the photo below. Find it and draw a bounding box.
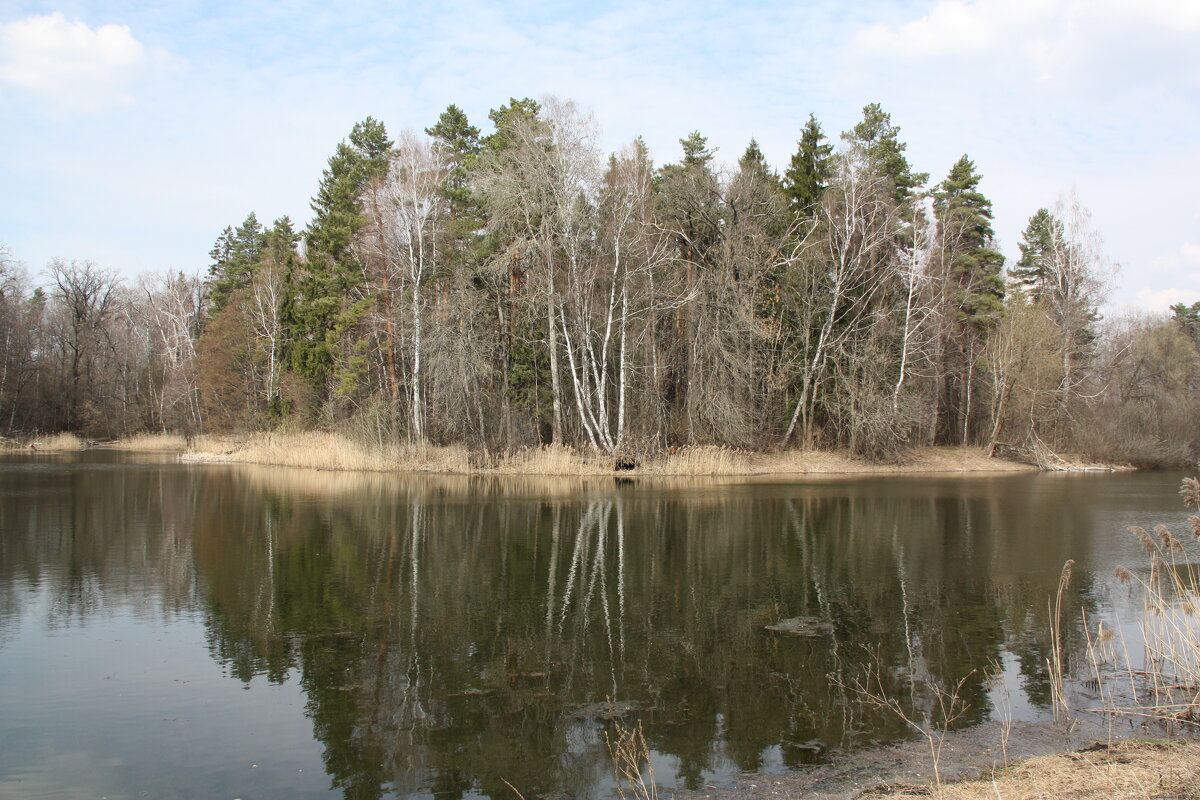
[0,451,1193,800]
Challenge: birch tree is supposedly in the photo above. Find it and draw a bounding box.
[142,270,205,430]
[360,130,449,442]
[780,148,898,446]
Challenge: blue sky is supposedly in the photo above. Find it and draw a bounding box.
[2,0,1198,311]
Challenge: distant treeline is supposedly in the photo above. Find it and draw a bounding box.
[1,98,1198,465]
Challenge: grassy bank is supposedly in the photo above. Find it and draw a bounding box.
[178,431,1045,476]
[861,740,1199,799]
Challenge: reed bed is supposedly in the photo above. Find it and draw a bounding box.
[111,433,189,451]
[491,443,610,475]
[1072,478,1200,732]
[187,432,473,473]
[639,445,752,475]
[182,431,1047,477]
[0,432,86,451]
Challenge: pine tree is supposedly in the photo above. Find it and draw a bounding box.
[843,103,928,204]
[658,131,722,268]
[482,97,541,153]
[426,104,482,214]
[306,117,392,259]
[426,104,486,267]
[782,113,833,216]
[1171,301,1200,348]
[679,130,714,167]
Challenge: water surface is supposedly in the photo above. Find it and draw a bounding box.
[0,451,1192,799]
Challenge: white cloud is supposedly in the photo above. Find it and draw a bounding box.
[1121,243,1200,310]
[0,13,147,110]
[854,0,1200,87]
[1149,242,1200,279]
[1132,286,1198,310]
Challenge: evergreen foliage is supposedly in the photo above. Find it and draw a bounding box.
[934,155,1005,325]
[783,113,834,216]
[844,103,928,204]
[9,97,1187,466]
[287,118,393,395]
[1170,301,1200,348]
[1012,208,1063,300]
[207,213,265,314]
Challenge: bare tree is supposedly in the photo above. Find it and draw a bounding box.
[360,129,450,442]
[1043,192,1113,407]
[45,259,121,431]
[142,271,205,431]
[780,148,898,447]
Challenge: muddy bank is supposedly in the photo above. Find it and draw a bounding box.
[674,717,1195,800]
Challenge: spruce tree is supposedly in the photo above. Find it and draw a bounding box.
[288,117,393,393]
[782,113,833,216]
[207,212,265,314]
[732,138,788,239]
[1012,208,1063,301]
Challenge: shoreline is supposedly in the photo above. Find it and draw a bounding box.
[680,725,1199,800]
[0,431,1136,476]
[163,431,1127,478]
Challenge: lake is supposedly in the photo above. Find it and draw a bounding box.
[0,450,1193,799]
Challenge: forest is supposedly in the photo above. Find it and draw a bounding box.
[1,98,1198,466]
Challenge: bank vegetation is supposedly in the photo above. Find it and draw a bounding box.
[2,99,1197,468]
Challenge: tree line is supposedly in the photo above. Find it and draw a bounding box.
[2,98,1197,464]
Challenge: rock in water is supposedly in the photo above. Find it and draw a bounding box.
[764,616,834,636]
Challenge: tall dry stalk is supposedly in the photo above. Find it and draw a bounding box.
[606,719,657,800]
[1047,559,1075,725]
[1083,478,1200,731]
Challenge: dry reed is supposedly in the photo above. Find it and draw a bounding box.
[606,719,657,800]
[1048,559,1075,726]
[3,432,87,451]
[180,430,1047,477]
[1076,478,1200,731]
[111,433,189,451]
[187,432,475,473]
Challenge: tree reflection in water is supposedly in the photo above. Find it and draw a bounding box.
[1,456,1132,799]
[185,468,1105,799]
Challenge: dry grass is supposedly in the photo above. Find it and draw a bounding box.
[186,432,473,473]
[639,445,753,475]
[181,433,1046,477]
[1082,487,1200,731]
[606,719,657,800]
[839,658,978,796]
[860,740,1200,799]
[491,444,610,475]
[0,432,87,451]
[110,433,189,451]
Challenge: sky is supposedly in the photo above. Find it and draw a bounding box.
[1,0,1197,312]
